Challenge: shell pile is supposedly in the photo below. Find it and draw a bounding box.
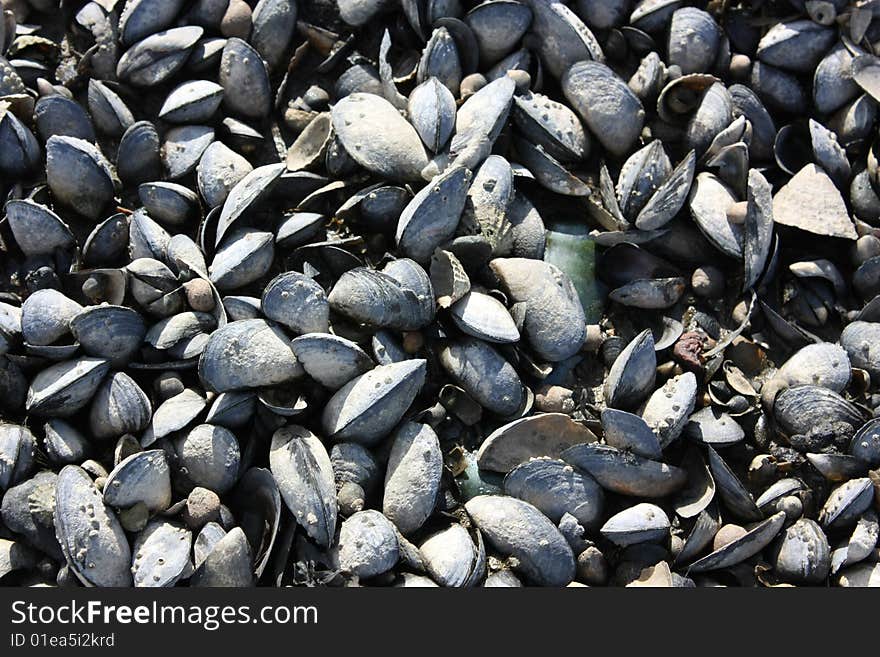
[3,0,880,588]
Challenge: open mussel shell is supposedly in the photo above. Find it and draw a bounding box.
[131,519,193,588]
[476,413,598,473]
[142,388,207,447]
[230,467,281,579]
[707,446,762,522]
[674,447,716,519]
[465,494,574,586]
[561,443,686,498]
[684,407,744,446]
[686,512,786,573]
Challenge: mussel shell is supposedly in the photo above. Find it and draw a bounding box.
[336,510,399,579]
[269,425,336,548]
[290,333,373,390]
[54,465,131,586]
[131,520,192,587]
[840,321,880,383]
[561,443,686,498]
[439,338,523,416]
[604,328,656,410]
[641,371,697,447]
[117,26,203,86]
[503,457,604,529]
[261,272,329,335]
[26,357,110,417]
[819,478,874,529]
[707,446,762,522]
[321,359,426,445]
[142,388,207,446]
[687,511,786,573]
[103,450,171,513]
[774,385,865,438]
[465,494,575,586]
[600,502,669,547]
[601,408,662,460]
[684,407,744,446]
[89,371,152,440]
[199,319,303,392]
[5,199,75,257]
[383,422,443,535]
[46,136,117,219]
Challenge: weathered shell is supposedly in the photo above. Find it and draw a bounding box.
[142,388,207,446]
[772,518,831,584]
[819,478,874,529]
[417,27,462,97]
[34,94,95,142]
[328,267,430,331]
[321,359,426,445]
[336,510,400,578]
[209,228,274,290]
[331,442,380,494]
[162,124,214,179]
[383,422,443,535]
[88,80,135,137]
[562,60,644,157]
[776,342,851,393]
[0,424,35,492]
[461,155,515,251]
[139,182,200,227]
[104,450,171,513]
[396,166,471,263]
[199,319,303,392]
[1,471,60,559]
[687,511,786,573]
[503,458,604,529]
[439,338,523,416]
[562,444,686,497]
[604,329,656,410]
[251,0,297,70]
[131,519,192,587]
[419,524,478,587]
[772,164,856,240]
[215,162,285,247]
[667,8,720,75]
[807,453,867,483]
[742,168,774,291]
[191,526,253,586]
[831,511,879,574]
[174,424,240,494]
[89,371,152,439]
[684,407,744,446]
[602,408,662,460]
[260,272,329,335]
[707,446,762,521]
[118,121,162,184]
[46,136,117,219]
[674,447,716,519]
[197,141,252,208]
[466,1,532,66]
[840,322,880,383]
[291,334,373,390]
[0,108,39,177]
[448,75,515,171]
[205,391,255,428]
[332,92,429,182]
[600,503,670,547]
[54,465,131,586]
[641,371,697,447]
[159,80,224,123]
[491,258,586,361]
[525,0,603,78]
[117,26,203,86]
[476,413,598,473]
[26,357,110,417]
[450,292,519,343]
[20,289,81,346]
[43,419,88,466]
[5,199,75,257]
[465,494,574,586]
[689,172,742,258]
[69,305,145,367]
[512,90,589,162]
[756,19,836,74]
[774,385,864,438]
[269,425,336,548]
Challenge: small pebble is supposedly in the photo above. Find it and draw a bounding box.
[577,546,608,586]
[220,0,252,39]
[402,331,423,354]
[852,235,880,267]
[303,85,330,111]
[182,487,221,529]
[154,371,185,400]
[184,278,215,312]
[729,54,752,80]
[713,524,747,551]
[460,73,487,99]
[534,384,576,414]
[118,502,149,533]
[507,69,531,93]
[691,265,725,298]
